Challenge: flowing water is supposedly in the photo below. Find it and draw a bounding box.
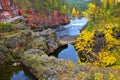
[55,17,88,62]
[56,17,88,37]
[0,17,88,80]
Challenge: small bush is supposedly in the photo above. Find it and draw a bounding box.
[75,23,120,67]
[94,51,117,67]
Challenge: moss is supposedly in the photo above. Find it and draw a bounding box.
[0,23,13,32]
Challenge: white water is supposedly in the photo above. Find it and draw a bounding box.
[56,17,88,36]
[57,17,88,63]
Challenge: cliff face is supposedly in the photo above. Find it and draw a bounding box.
[0,0,70,30]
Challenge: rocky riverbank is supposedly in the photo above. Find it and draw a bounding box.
[0,27,64,64]
[0,0,70,31]
[0,17,120,80]
[21,53,120,80]
[0,1,120,79]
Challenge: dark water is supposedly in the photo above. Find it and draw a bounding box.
[54,18,88,62]
[0,64,37,80]
[49,45,68,57]
[58,44,79,62]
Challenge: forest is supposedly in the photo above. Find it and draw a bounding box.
[0,0,120,80]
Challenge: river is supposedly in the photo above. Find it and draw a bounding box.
[0,17,88,80]
[0,64,37,80]
[55,17,88,62]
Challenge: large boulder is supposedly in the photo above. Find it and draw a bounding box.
[3,30,35,58]
[4,30,34,48]
[36,28,59,53]
[21,53,120,80]
[28,28,59,54]
[5,16,25,23]
[57,36,77,46]
[28,37,48,52]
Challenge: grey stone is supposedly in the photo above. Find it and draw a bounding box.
[39,28,55,36]
[5,30,34,48]
[6,16,25,23]
[13,22,28,30]
[23,49,45,56]
[5,35,19,48]
[29,37,48,51]
[57,36,77,46]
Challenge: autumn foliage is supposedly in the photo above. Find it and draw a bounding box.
[0,0,70,30]
[75,22,120,67]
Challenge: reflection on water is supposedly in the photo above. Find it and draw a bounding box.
[58,44,79,62]
[11,70,33,80]
[0,64,37,80]
[54,18,88,62]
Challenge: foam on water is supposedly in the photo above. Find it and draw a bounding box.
[56,17,88,36]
